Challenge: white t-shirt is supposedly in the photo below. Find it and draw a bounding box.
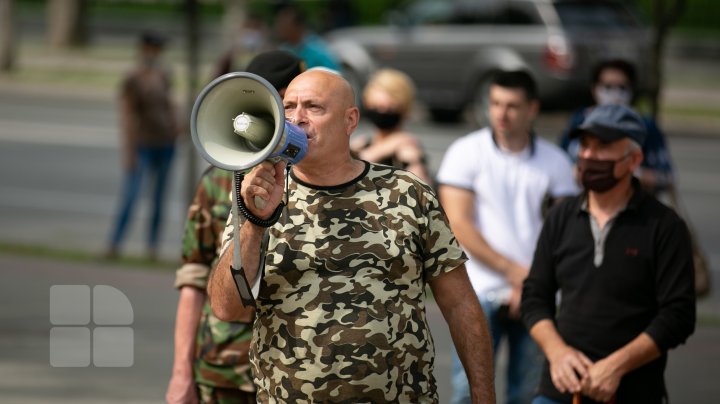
[436,128,579,296]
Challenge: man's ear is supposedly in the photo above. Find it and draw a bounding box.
[629,148,644,171]
[529,99,540,118]
[345,107,359,136]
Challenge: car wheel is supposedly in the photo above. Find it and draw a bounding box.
[469,74,494,128]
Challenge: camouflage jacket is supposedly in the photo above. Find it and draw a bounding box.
[221,163,467,402]
[175,167,254,391]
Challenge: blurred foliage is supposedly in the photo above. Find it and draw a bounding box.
[634,0,720,34]
[17,0,718,33]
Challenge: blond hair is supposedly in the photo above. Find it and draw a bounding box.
[362,68,416,116]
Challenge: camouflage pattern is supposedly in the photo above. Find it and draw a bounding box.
[175,166,255,392]
[223,163,467,403]
[197,383,256,404]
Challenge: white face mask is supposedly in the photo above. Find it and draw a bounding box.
[596,86,632,106]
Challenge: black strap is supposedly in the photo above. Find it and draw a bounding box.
[233,171,284,228]
[230,265,256,308]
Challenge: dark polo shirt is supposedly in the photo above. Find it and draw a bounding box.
[522,179,696,404]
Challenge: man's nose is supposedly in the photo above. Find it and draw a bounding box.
[287,108,306,125]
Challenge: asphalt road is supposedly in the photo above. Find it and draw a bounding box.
[1,86,719,403]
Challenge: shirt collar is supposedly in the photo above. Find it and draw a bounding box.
[491,130,536,157]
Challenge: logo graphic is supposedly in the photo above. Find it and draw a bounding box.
[49,285,134,367]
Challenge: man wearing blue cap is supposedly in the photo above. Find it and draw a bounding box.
[522,104,696,404]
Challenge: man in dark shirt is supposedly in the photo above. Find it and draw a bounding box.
[522,104,695,404]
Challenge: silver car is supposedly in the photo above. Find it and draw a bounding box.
[326,0,653,123]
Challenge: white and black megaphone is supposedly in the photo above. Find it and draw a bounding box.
[191,72,307,306]
[190,72,307,175]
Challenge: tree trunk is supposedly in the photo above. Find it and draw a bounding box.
[184,0,201,204]
[47,0,89,48]
[0,0,15,71]
[222,0,247,51]
[649,0,685,119]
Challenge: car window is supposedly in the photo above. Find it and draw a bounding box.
[405,0,542,26]
[555,1,640,29]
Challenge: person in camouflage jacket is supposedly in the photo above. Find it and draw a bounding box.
[166,50,304,404]
[208,69,496,403]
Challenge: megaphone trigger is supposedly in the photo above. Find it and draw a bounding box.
[254,196,267,210]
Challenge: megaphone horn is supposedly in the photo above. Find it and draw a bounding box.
[190,72,307,173]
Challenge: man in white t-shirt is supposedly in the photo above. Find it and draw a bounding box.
[437,70,579,404]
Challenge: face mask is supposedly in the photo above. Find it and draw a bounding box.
[577,154,629,193]
[364,108,402,130]
[595,86,632,106]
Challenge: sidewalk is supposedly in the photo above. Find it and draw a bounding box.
[0,252,718,403]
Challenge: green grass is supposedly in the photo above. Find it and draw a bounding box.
[663,105,720,119]
[0,242,177,271]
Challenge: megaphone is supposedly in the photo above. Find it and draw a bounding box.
[190,72,307,173]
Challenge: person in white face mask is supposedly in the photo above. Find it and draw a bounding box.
[558,59,674,195]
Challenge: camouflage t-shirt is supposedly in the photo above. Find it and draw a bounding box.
[224,162,466,403]
[175,167,254,391]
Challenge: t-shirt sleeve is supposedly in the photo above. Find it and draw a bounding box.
[421,187,467,281]
[550,149,581,198]
[436,137,476,190]
[175,175,215,289]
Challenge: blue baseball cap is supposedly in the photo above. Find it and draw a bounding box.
[569,104,647,146]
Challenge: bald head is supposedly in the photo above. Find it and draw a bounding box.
[288,69,356,109]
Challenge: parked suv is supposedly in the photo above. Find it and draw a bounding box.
[326,0,653,123]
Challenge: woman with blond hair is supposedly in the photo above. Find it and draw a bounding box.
[351,68,432,184]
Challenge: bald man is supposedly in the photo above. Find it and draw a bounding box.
[208,70,495,403]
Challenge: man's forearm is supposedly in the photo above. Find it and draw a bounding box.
[530,319,567,358]
[431,267,495,403]
[208,221,265,320]
[171,286,205,375]
[603,332,661,376]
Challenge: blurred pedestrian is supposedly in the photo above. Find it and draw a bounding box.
[350,68,432,184]
[522,104,695,404]
[274,4,340,70]
[559,59,674,195]
[207,69,495,403]
[437,70,579,404]
[165,50,305,404]
[213,13,271,78]
[106,30,179,260]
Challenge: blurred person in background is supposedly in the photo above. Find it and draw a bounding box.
[350,68,432,185]
[165,50,305,404]
[274,4,340,70]
[437,70,579,404]
[105,30,179,260]
[558,59,674,195]
[213,13,272,78]
[523,104,695,404]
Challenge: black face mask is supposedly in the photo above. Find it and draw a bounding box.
[577,155,629,193]
[364,108,402,130]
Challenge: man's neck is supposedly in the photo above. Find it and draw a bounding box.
[587,176,634,226]
[494,130,530,153]
[293,156,365,187]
